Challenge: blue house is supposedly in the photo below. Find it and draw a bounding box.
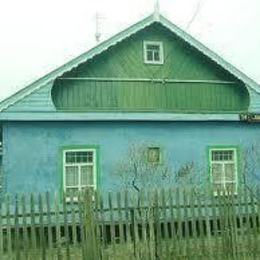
[0,10,260,199]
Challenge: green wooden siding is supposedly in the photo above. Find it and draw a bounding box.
[62,23,238,81]
[52,80,249,112]
[52,23,249,113]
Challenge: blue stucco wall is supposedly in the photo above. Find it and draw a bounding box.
[2,121,260,196]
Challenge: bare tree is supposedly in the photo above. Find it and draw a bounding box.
[114,142,204,192]
[115,143,173,192]
[242,142,260,188]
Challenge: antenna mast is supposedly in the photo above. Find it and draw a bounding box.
[95,12,102,43]
[154,0,160,20]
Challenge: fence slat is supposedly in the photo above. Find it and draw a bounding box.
[161,188,170,258]
[108,191,116,256]
[54,193,62,260]
[140,190,148,258]
[78,192,87,260]
[45,192,53,253]
[148,189,156,260]
[116,191,124,245]
[5,195,13,260]
[0,198,3,256]
[62,195,71,260]
[124,190,131,244]
[14,195,21,260]
[97,192,106,259]
[176,187,183,257]
[244,187,252,258]
[38,194,46,260]
[21,195,29,260]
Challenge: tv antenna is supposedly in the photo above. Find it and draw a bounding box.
[154,0,160,20]
[95,12,103,43]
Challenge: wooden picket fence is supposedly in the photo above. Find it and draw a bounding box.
[1,186,260,259]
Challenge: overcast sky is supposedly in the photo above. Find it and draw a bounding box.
[0,0,259,101]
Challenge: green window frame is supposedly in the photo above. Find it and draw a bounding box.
[62,147,97,199]
[209,146,238,195]
[147,147,161,164]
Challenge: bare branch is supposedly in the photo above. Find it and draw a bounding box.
[186,0,204,30]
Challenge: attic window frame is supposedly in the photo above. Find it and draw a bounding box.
[143,41,164,65]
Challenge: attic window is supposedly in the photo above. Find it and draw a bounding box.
[144,41,164,64]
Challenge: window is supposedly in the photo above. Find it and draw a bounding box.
[209,148,238,195]
[147,147,161,164]
[63,148,97,199]
[144,41,164,64]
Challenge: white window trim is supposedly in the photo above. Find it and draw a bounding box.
[209,147,238,196]
[63,148,97,200]
[143,41,164,64]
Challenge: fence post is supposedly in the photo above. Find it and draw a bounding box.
[84,189,99,260]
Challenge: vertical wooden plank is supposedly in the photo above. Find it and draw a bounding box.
[182,187,190,258]
[256,185,260,257]
[62,194,70,260]
[148,189,155,260]
[196,187,206,258]
[237,186,246,258]
[117,191,124,244]
[169,187,177,258]
[98,192,106,259]
[175,186,183,258]
[124,190,131,244]
[38,193,46,260]
[229,187,238,259]
[54,193,62,260]
[46,192,54,259]
[0,197,3,257]
[90,189,99,260]
[250,187,258,259]
[153,189,162,259]
[216,190,226,259]
[204,192,213,260]
[108,192,116,255]
[21,194,29,260]
[94,190,102,260]
[161,187,169,259]
[5,195,13,260]
[189,187,198,258]
[30,193,37,256]
[14,195,21,260]
[84,189,99,260]
[78,191,87,260]
[244,186,251,258]
[69,192,77,250]
[139,190,148,258]
[210,189,220,259]
[131,196,140,259]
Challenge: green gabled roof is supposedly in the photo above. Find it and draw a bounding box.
[0,11,259,112]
